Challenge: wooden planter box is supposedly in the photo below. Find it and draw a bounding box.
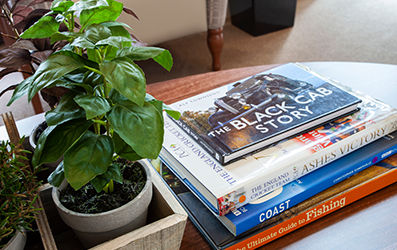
[32,161,188,250]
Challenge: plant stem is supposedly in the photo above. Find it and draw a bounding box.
[92,119,102,135]
[1,4,21,39]
[103,77,109,98]
[103,179,114,193]
[0,32,18,40]
[84,66,102,75]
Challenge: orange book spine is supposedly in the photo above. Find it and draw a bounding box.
[226,167,397,250]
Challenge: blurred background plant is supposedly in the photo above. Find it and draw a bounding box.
[0,0,69,108]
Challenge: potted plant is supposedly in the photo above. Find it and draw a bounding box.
[0,138,42,249]
[6,0,180,247]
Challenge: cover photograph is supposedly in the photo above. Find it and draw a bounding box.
[169,63,362,165]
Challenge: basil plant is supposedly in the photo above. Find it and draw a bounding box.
[7,0,180,192]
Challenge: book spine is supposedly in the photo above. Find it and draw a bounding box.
[238,114,397,211]
[232,136,397,235]
[164,112,397,216]
[168,115,228,164]
[291,115,397,179]
[225,167,397,250]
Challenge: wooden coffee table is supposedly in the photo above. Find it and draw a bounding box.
[1,62,396,249]
[147,62,397,250]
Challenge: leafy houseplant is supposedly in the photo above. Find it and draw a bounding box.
[8,0,180,193]
[6,0,180,246]
[0,138,42,249]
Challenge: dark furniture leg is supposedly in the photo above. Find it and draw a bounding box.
[207,27,224,71]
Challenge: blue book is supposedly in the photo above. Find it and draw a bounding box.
[159,130,397,236]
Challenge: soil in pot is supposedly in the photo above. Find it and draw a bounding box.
[59,159,146,213]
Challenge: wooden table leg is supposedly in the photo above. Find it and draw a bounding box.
[207,27,224,71]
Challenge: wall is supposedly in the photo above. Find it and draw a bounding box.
[118,0,207,45]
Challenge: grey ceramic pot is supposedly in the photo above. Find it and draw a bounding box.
[52,160,153,248]
[2,228,27,250]
[29,121,62,172]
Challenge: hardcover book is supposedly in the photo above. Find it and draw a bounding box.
[154,148,397,250]
[161,90,397,216]
[169,63,362,165]
[160,130,397,236]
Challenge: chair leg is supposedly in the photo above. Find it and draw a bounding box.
[207,27,224,71]
[31,93,43,114]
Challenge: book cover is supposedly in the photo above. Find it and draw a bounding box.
[161,131,397,236]
[169,63,362,165]
[154,150,397,250]
[162,90,397,216]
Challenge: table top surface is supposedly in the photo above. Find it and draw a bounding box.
[1,62,397,250]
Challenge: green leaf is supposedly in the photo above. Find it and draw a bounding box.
[164,105,181,120]
[7,76,33,106]
[117,46,163,61]
[101,21,133,31]
[47,161,65,187]
[90,164,123,192]
[50,32,81,44]
[117,47,173,71]
[153,49,173,72]
[145,94,163,113]
[113,132,143,161]
[79,0,123,29]
[104,25,133,58]
[82,71,103,89]
[96,36,132,49]
[54,71,94,94]
[74,94,111,119]
[108,88,127,104]
[108,100,164,159]
[45,91,86,125]
[87,48,102,63]
[58,43,74,53]
[70,36,96,49]
[63,69,87,83]
[64,131,114,190]
[20,16,60,39]
[27,52,95,102]
[32,118,93,167]
[100,57,146,106]
[51,0,74,12]
[103,46,118,61]
[145,93,181,120]
[85,24,112,43]
[70,0,109,11]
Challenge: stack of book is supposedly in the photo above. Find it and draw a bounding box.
[153,63,397,249]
